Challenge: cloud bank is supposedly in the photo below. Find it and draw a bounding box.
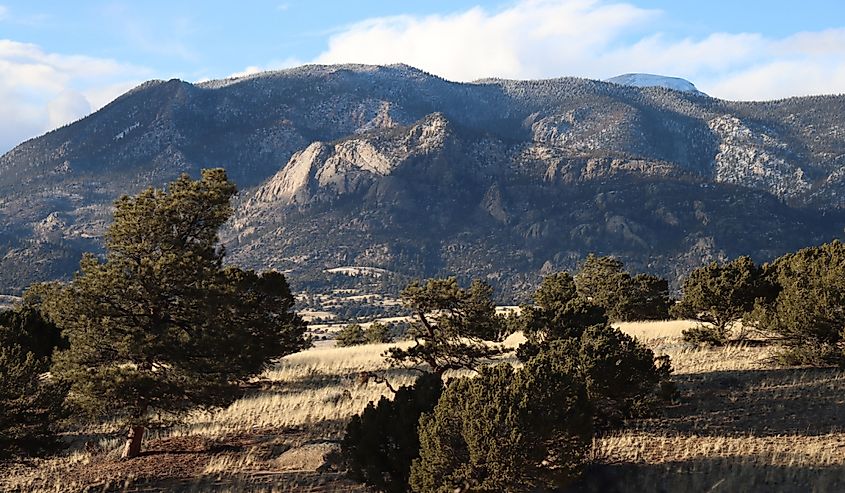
[0,39,146,152]
[313,0,845,101]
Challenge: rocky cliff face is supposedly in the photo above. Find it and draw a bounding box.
[2,64,844,297]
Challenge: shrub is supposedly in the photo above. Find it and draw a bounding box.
[0,344,68,459]
[680,325,728,347]
[627,273,672,321]
[672,256,775,346]
[750,241,845,366]
[410,361,592,493]
[341,373,444,493]
[336,323,366,347]
[365,322,393,344]
[557,324,674,429]
[518,272,607,356]
[0,302,66,361]
[575,255,671,321]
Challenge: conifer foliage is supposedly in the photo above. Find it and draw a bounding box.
[336,323,366,347]
[0,300,68,459]
[575,254,671,321]
[342,373,444,493]
[751,241,845,365]
[0,341,67,459]
[0,303,65,360]
[41,169,308,458]
[386,277,506,374]
[672,256,774,345]
[410,360,592,493]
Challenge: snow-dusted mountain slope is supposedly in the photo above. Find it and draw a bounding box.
[604,73,707,96]
[2,63,845,297]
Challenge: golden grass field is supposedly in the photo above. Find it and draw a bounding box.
[2,320,844,492]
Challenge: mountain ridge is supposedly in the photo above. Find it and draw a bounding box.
[2,63,844,297]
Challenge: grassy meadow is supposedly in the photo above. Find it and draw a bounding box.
[2,320,844,492]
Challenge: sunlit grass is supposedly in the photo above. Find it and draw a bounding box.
[4,320,844,492]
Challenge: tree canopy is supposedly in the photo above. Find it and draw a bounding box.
[574,254,670,321]
[0,299,65,361]
[517,272,607,360]
[672,256,775,345]
[411,361,592,492]
[41,169,308,458]
[751,241,845,365]
[336,323,366,347]
[385,277,506,375]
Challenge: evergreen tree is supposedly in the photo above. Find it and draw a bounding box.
[41,169,308,458]
[342,373,444,493]
[516,275,674,428]
[336,323,366,347]
[516,272,607,361]
[364,322,393,344]
[751,241,845,365]
[575,254,631,319]
[410,361,592,492]
[628,273,671,321]
[672,256,775,345]
[0,297,66,361]
[0,344,67,459]
[386,277,506,375]
[544,325,674,429]
[575,254,670,321]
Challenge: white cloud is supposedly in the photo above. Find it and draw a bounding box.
[315,0,658,81]
[46,90,91,129]
[0,40,148,152]
[0,5,8,21]
[312,0,845,100]
[226,57,304,79]
[697,30,845,100]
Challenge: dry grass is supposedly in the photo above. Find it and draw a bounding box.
[179,343,422,436]
[3,321,845,492]
[614,319,696,339]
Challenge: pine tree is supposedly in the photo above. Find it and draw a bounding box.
[336,323,366,347]
[672,256,775,345]
[385,277,506,375]
[364,322,393,344]
[0,344,67,459]
[41,169,308,458]
[410,361,592,492]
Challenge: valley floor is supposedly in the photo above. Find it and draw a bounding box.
[2,322,844,492]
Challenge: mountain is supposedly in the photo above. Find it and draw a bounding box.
[2,64,844,298]
[604,73,706,96]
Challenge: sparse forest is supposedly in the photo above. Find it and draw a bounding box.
[1,169,844,492]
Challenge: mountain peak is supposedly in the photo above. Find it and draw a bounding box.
[604,73,706,96]
[196,63,439,90]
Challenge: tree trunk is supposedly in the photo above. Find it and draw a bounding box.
[121,425,145,459]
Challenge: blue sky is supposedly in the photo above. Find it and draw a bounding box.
[2,0,845,152]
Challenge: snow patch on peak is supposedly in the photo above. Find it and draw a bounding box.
[604,73,706,96]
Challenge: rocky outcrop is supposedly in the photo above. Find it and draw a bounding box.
[2,63,845,296]
[709,115,811,200]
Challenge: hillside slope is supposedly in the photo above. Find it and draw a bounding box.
[2,64,844,296]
